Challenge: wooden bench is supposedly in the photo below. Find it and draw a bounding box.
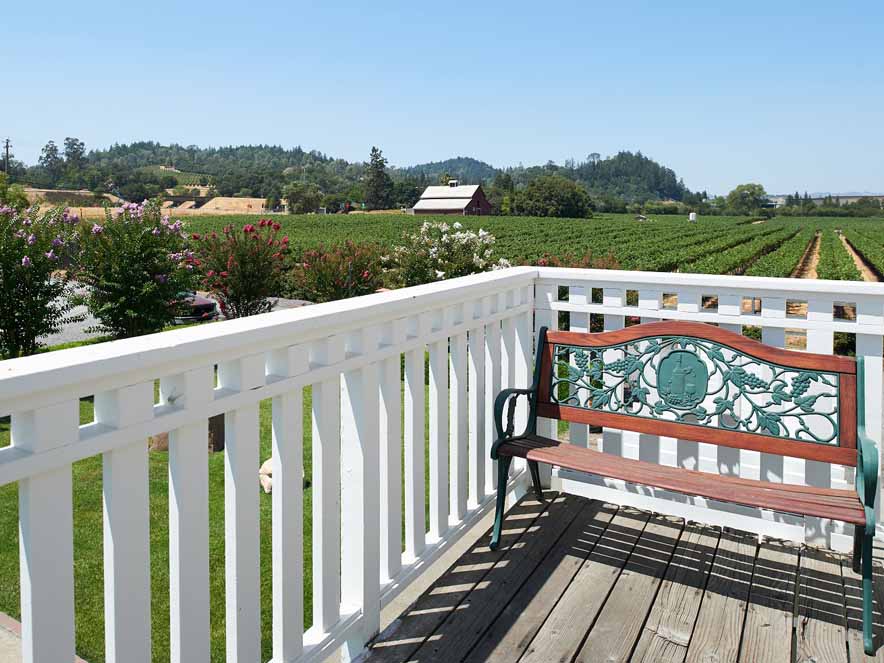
[490,320,879,654]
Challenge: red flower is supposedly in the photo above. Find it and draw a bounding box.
[281,236,289,244]
[243,224,256,233]
[191,233,201,240]
[220,271,229,277]
[272,222,281,231]
[362,270,370,279]
[207,270,215,277]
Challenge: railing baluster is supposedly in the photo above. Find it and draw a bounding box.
[534,284,558,487]
[311,336,344,632]
[429,317,449,541]
[219,354,265,660]
[96,383,154,663]
[484,297,502,494]
[450,307,469,523]
[162,366,213,663]
[761,298,787,485]
[380,320,405,582]
[467,307,486,508]
[268,346,307,661]
[569,285,589,448]
[514,289,533,434]
[15,400,78,663]
[602,288,626,458]
[404,315,428,559]
[341,328,381,656]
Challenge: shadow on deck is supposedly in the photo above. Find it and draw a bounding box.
[366,492,884,663]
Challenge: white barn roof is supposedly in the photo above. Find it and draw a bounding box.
[418,184,481,200]
[412,197,472,211]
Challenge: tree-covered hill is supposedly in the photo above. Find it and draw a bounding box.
[400,156,500,185]
[5,138,703,211]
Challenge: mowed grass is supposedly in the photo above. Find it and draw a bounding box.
[0,381,434,663]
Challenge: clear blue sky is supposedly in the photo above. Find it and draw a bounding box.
[4,0,883,195]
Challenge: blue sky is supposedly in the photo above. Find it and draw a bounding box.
[3,1,883,195]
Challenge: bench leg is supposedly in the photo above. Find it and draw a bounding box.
[854,526,864,574]
[862,532,875,655]
[528,460,545,502]
[489,456,512,551]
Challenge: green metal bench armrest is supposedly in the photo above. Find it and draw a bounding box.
[491,388,536,459]
[858,434,879,534]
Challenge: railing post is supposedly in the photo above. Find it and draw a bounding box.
[15,400,79,663]
[162,366,213,663]
[96,382,154,663]
[268,346,307,661]
[341,327,381,657]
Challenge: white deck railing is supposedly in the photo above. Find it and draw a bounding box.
[0,265,883,662]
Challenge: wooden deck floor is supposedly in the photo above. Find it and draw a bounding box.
[366,492,884,663]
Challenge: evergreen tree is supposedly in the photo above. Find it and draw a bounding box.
[365,146,393,210]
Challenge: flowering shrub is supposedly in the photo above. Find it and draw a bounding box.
[0,205,80,358]
[284,241,384,303]
[386,221,510,287]
[75,201,197,338]
[193,219,288,318]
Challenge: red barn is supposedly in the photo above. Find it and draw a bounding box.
[411,180,493,215]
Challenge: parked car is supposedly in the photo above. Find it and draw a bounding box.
[174,292,218,323]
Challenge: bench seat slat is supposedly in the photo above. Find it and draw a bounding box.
[498,435,865,525]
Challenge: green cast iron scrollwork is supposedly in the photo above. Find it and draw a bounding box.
[550,335,841,445]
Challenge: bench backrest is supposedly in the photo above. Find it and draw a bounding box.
[534,320,859,466]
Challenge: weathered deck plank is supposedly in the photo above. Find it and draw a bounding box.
[631,522,721,663]
[738,540,800,663]
[684,529,757,663]
[574,513,684,662]
[373,494,881,663]
[462,502,618,663]
[365,494,553,663]
[405,494,589,663]
[518,507,650,663]
[796,546,848,663]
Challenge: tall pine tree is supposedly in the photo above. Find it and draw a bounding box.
[365,146,393,210]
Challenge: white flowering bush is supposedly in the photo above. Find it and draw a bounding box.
[0,205,81,358]
[387,221,511,287]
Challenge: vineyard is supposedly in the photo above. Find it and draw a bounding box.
[186,213,884,281]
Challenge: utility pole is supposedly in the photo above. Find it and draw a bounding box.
[2,138,10,175]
